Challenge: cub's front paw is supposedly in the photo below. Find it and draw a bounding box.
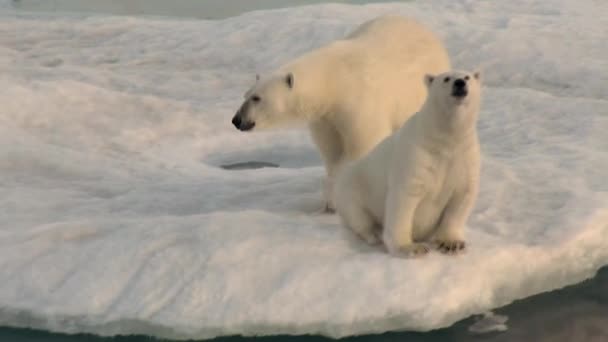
[434,240,466,255]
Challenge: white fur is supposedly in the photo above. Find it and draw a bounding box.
[232,16,451,211]
[333,70,482,257]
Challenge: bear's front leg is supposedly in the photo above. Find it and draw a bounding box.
[382,183,427,258]
[309,120,344,213]
[432,183,478,255]
[322,177,336,213]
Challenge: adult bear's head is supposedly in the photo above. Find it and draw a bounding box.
[231,72,296,131]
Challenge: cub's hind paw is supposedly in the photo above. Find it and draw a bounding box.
[359,231,381,245]
[434,240,466,255]
[313,203,335,215]
[389,243,430,258]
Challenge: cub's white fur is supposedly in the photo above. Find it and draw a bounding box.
[333,70,482,257]
[232,16,451,211]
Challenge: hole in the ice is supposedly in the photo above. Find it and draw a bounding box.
[220,161,279,170]
[42,58,63,67]
[206,145,321,170]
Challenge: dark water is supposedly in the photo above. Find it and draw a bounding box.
[221,161,280,170]
[1,267,607,342]
[9,0,396,19]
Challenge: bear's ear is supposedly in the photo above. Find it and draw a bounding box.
[424,74,435,88]
[473,70,481,80]
[286,73,294,89]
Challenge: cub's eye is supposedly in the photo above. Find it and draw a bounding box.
[251,95,261,103]
[464,75,470,81]
[444,77,451,83]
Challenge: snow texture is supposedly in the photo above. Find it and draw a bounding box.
[1,0,607,340]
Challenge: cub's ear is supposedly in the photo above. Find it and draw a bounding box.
[286,72,294,89]
[424,74,435,88]
[473,69,482,80]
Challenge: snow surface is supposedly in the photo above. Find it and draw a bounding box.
[1,0,607,340]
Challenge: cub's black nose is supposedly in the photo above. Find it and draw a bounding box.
[454,79,466,88]
[232,115,242,128]
[452,78,468,98]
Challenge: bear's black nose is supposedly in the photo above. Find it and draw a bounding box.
[454,79,466,88]
[232,115,242,128]
[452,78,468,98]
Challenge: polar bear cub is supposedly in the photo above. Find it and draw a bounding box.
[333,70,482,257]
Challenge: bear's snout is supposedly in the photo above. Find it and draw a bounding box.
[232,115,242,128]
[231,113,255,131]
[454,79,466,88]
[451,78,468,98]
[231,103,256,131]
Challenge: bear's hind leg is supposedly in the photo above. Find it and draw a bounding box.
[337,201,380,245]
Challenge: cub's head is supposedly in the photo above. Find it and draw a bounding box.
[424,70,482,118]
[231,72,296,131]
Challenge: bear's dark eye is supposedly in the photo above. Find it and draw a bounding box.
[251,95,261,103]
[464,75,470,81]
[444,77,451,83]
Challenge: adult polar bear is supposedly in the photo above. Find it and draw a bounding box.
[333,70,482,257]
[231,15,451,211]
